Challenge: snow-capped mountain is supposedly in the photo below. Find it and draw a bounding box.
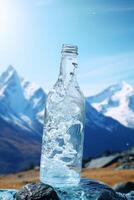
[0,66,134,173]
[0,65,46,133]
[88,81,134,129]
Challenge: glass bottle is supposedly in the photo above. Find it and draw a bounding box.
[40,44,85,187]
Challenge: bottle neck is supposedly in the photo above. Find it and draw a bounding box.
[59,53,78,86]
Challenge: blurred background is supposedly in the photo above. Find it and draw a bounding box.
[0,0,134,193]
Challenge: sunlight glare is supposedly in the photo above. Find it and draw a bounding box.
[0,0,10,32]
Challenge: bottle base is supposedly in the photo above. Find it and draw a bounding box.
[40,177,80,188]
[40,163,81,187]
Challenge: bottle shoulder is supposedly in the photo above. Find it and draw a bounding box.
[45,86,85,114]
[45,81,85,121]
[68,79,85,101]
[48,79,84,99]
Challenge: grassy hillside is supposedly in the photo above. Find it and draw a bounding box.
[0,167,134,189]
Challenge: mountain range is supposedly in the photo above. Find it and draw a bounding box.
[88,81,134,129]
[0,66,134,174]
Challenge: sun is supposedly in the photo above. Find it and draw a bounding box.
[0,0,10,32]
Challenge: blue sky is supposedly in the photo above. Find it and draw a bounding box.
[0,0,134,96]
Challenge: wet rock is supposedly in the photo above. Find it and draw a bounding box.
[15,182,59,200]
[56,179,127,200]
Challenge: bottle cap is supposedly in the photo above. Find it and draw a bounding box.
[61,44,78,55]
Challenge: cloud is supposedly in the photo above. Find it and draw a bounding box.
[88,8,96,15]
[78,52,134,96]
[89,4,134,15]
[80,82,109,97]
[103,6,134,13]
[80,52,134,78]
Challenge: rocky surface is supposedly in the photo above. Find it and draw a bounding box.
[15,183,59,200]
[85,147,134,170]
[85,154,120,168]
[116,148,134,170]
[0,179,134,200]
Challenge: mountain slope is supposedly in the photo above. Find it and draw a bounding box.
[87,82,134,128]
[0,116,42,174]
[0,66,46,173]
[84,101,134,159]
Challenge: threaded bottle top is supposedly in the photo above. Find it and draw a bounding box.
[61,44,78,55]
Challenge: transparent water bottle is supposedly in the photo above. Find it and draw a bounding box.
[40,44,85,187]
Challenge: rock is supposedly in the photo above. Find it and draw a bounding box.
[56,179,127,200]
[15,182,59,200]
[116,148,134,170]
[113,182,134,193]
[85,155,120,168]
[115,148,134,170]
[84,147,134,170]
[0,179,133,200]
[116,162,134,170]
[34,166,40,171]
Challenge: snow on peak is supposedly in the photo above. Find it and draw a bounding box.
[88,81,134,128]
[22,80,41,99]
[0,65,18,84]
[120,81,133,92]
[7,65,15,72]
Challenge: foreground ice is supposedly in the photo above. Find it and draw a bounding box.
[0,189,17,200]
